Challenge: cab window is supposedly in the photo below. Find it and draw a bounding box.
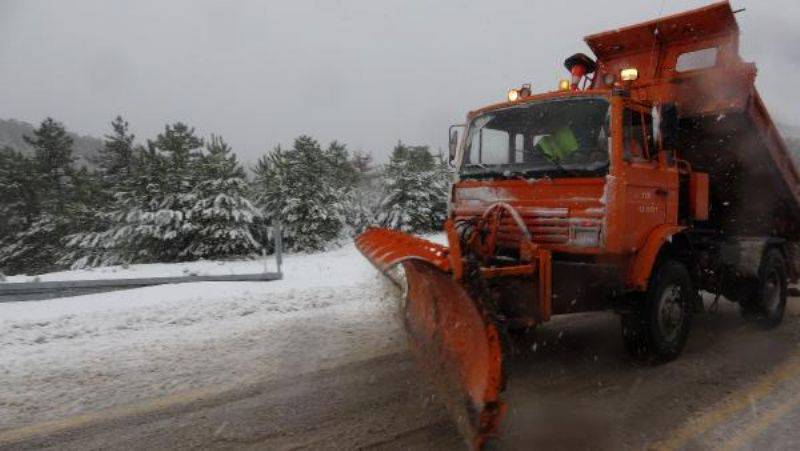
[623,109,656,162]
[676,47,718,72]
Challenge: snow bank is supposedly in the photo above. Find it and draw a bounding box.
[0,242,413,429]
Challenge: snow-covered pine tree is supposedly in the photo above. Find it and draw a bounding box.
[61,117,142,268]
[182,135,262,259]
[251,151,281,252]
[66,122,205,266]
[350,150,373,175]
[322,140,373,236]
[0,147,38,257]
[125,122,204,262]
[431,149,453,228]
[342,188,377,236]
[96,116,137,191]
[344,150,379,234]
[324,140,359,191]
[100,140,168,264]
[377,142,450,233]
[26,118,78,213]
[253,136,347,251]
[0,118,83,274]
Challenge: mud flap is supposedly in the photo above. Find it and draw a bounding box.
[402,260,505,449]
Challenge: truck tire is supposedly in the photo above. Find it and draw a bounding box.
[740,248,787,329]
[505,325,538,355]
[621,260,694,363]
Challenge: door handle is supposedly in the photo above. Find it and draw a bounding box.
[655,188,669,197]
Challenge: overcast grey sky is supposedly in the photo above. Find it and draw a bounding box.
[1,0,798,163]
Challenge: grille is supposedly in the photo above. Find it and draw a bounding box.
[454,206,604,248]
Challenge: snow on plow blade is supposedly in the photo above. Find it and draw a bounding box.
[354,227,451,280]
[355,228,505,449]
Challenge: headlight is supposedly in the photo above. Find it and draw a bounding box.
[620,68,639,81]
[507,89,520,102]
[571,227,601,247]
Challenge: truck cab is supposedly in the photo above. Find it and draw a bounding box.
[452,91,688,258]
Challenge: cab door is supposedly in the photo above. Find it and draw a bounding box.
[621,107,672,251]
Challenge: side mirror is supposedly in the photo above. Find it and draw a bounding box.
[660,103,679,151]
[448,124,464,164]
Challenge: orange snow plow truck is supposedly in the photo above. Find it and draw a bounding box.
[357,2,800,447]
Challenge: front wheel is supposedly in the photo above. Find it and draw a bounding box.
[505,324,538,355]
[621,260,694,363]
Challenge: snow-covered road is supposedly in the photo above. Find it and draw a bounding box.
[6,239,800,450]
[0,244,406,429]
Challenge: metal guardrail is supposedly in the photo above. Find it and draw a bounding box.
[0,223,285,303]
[0,273,283,303]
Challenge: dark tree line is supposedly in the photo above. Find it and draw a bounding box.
[0,117,450,275]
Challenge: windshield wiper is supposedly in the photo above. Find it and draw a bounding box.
[461,166,530,180]
[540,155,579,177]
[461,167,504,180]
[501,170,531,180]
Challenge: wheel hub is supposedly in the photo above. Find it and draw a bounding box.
[763,270,782,314]
[658,284,684,342]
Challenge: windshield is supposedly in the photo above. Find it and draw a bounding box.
[460,97,610,179]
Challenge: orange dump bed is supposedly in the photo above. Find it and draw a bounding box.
[587,1,800,239]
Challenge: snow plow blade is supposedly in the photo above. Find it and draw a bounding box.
[355,228,505,449]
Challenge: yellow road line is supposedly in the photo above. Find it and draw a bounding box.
[0,385,222,446]
[654,355,800,450]
[720,388,800,451]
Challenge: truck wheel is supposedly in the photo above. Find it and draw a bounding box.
[505,325,538,355]
[621,260,693,363]
[740,249,787,329]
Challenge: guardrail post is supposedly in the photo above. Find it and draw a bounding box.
[275,220,283,275]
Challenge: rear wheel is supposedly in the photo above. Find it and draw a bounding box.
[621,260,694,363]
[740,249,787,329]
